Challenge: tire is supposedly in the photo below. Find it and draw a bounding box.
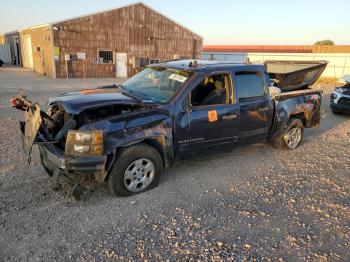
[272,118,304,150]
[331,109,343,115]
[107,143,163,197]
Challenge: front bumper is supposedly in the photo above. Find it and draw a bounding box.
[39,144,107,177]
[330,91,350,113]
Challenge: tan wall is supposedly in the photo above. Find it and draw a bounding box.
[20,26,54,77]
[53,3,203,78]
[0,35,5,44]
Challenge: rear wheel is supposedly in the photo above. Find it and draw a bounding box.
[272,118,304,150]
[107,143,163,197]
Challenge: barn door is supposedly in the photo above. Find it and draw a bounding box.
[116,53,128,78]
[23,36,33,69]
[40,49,46,75]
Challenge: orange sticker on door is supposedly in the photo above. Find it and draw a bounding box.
[208,110,218,122]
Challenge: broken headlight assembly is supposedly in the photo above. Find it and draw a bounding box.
[65,130,104,156]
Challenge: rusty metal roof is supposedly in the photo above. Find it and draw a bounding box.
[203,45,350,53]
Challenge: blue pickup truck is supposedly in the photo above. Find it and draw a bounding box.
[12,60,326,198]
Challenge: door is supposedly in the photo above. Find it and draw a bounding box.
[116,53,128,77]
[12,37,19,65]
[40,49,46,75]
[234,71,273,144]
[175,72,240,154]
[23,35,33,69]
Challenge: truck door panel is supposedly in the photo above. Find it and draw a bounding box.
[185,104,240,149]
[174,72,240,154]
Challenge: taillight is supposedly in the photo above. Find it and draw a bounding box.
[9,98,18,107]
[310,94,320,100]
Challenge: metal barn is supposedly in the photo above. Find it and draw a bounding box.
[18,2,203,78]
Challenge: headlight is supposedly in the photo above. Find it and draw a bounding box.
[65,130,104,156]
[331,93,338,100]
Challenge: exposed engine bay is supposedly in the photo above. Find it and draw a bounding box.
[45,103,146,149]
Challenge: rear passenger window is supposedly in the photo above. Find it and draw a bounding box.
[235,72,266,101]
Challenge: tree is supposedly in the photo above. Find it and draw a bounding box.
[314,39,335,45]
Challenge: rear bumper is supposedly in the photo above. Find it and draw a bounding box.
[39,144,107,177]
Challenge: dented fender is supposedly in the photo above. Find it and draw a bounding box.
[78,108,174,181]
[268,90,322,141]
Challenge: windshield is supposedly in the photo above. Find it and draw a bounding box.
[122,67,193,103]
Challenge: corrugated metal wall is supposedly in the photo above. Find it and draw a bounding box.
[4,32,22,65]
[0,44,11,63]
[53,3,203,78]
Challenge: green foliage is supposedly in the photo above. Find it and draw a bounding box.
[314,39,335,45]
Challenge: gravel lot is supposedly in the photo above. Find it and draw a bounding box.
[0,67,349,261]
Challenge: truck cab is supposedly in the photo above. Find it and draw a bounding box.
[171,62,274,155]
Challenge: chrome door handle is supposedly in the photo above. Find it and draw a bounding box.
[258,107,270,112]
[222,114,238,120]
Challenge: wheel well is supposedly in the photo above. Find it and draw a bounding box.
[142,138,167,167]
[290,113,306,127]
[105,138,167,182]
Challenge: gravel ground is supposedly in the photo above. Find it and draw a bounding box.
[0,67,349,261]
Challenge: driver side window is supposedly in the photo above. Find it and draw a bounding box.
[190,73,231,106]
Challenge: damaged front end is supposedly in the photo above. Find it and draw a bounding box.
[10,91,172,198]
[11,96,109,185]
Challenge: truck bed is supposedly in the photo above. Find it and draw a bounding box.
[274,88,323,100]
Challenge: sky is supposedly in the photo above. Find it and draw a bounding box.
[1,0,350,45]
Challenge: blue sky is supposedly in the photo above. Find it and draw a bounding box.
[1,0,349,45]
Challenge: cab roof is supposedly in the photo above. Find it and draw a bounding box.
[151,59,265,72]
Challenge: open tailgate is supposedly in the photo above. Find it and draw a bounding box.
[265,60,328,92]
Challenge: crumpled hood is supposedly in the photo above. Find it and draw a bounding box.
[49,87,140,114]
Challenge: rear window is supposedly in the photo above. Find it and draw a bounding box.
[235,72,266,101]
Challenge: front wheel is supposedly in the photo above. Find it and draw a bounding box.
[272,118,304,150]
[107,143,163,197]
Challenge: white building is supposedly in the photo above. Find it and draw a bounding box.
[203,45,350,78]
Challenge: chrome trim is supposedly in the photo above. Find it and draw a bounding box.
[44,147,65,169]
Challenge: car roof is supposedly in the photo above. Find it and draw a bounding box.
[149,59,265,72]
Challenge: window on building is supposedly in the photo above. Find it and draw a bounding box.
[191,74,231,106]
[150,59,160,64]
[135,57,154,69]
[98,50,114,64]
[140,58,150,67]
[235,72,266,102]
